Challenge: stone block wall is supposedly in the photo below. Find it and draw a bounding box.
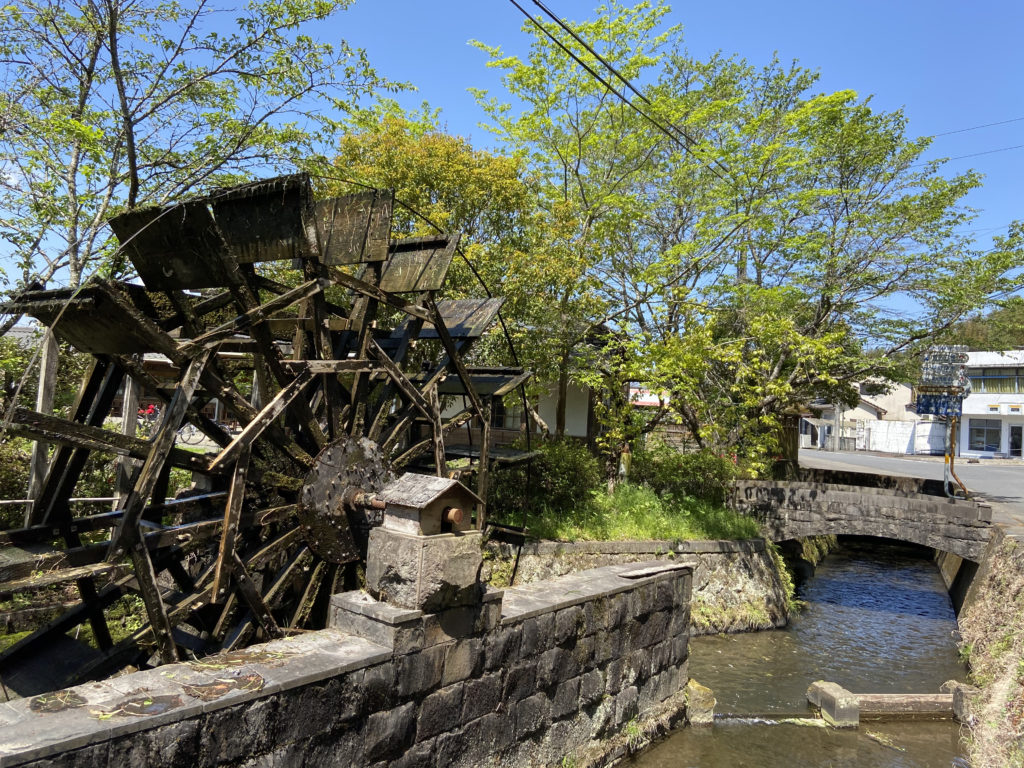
[0,561,690,768]
[732,479,993,562]
[484,539,790,635]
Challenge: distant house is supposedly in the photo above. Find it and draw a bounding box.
[959,350,1024,460]
[799,381,942,454]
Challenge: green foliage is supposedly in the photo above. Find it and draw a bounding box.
[767,542,800,614]
[489,438,602,519]
[630,441,737,504]
[472,0,1024,465]
[488,436,756,542]
[0,439,31,528]
[505,482,759,543]
[0,0,395,290]
[945,296,1024,350]
[0,333,89,415]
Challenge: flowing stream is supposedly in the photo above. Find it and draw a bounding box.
[633,538,969,767]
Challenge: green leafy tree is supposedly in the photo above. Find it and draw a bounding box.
[0,0,394,303]
[474,1,1024,468]
[944,296,1024,350]
[472,1,675,437]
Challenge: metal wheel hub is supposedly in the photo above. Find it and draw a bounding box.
[298,437,393,564]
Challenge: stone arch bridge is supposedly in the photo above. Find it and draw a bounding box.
[731,468,993,562]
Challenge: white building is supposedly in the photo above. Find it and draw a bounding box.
[959,350,1024,460]
[799,381,932,453]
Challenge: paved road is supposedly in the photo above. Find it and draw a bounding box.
[799,448,1024,532]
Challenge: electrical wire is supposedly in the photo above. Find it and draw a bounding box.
[506,0,735,187]
[931,116,1024,138]
[909,143,1024,168]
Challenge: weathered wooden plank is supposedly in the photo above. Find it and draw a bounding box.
[412,298,506,340]
[315,190,393,265]
[212,446,251,600]
[212,175,311,266]
[378,233,460,293]
[436,367,530,398]
[109,202,232,290]
[0,562,125,597]
[206,367,313,474]
[4,407,214,473]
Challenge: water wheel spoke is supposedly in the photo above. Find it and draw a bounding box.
[4,406,214,473]
[212,445,252,599]
[207,369,314,474]
[289,560,326,628]
[229,552,282,640]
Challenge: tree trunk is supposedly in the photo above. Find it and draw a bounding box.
[555,348,570,438]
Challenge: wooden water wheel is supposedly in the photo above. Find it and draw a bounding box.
[0,173,526,697]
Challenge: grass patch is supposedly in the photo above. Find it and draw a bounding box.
[514,483,761,542]
[0,630,31,653]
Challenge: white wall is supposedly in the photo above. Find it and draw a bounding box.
[536,382,591,438]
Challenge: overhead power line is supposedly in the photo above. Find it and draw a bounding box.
[911,143,1024,168]
[932,116,1024,138]
[506,0,734,186]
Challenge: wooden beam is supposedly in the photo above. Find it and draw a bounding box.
[230,552,282,640]
[177,279,326,355]
[5,407,214,473]
[26,330,59,525]
[212,445,250,600]
[328,267,432,323]
[206,368,313,475]
[280,359,380,375]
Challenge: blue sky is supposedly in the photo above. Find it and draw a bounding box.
[337,0,1024,250]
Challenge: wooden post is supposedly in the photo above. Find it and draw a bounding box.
[114,374,141,508]
[25,330,58,526]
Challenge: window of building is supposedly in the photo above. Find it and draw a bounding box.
[968,418,1002,452]
[988,404,1001,413]
[968,367,1023,394]
[1010,405,1023,415]
[491,397,524,430]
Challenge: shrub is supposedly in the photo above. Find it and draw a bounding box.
[631,441,737,504]
[488,438,602,522]
[0,439,31,529]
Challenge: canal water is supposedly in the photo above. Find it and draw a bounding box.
[634,538,969,767]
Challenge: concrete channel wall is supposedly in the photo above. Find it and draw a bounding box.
[0,561,691,768]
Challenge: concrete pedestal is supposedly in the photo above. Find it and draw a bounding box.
[365,528,484,612]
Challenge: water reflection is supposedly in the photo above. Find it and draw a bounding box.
[631,538,968,767]
[637,719,965,768]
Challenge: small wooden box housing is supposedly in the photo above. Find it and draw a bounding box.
[380,474,480,535]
